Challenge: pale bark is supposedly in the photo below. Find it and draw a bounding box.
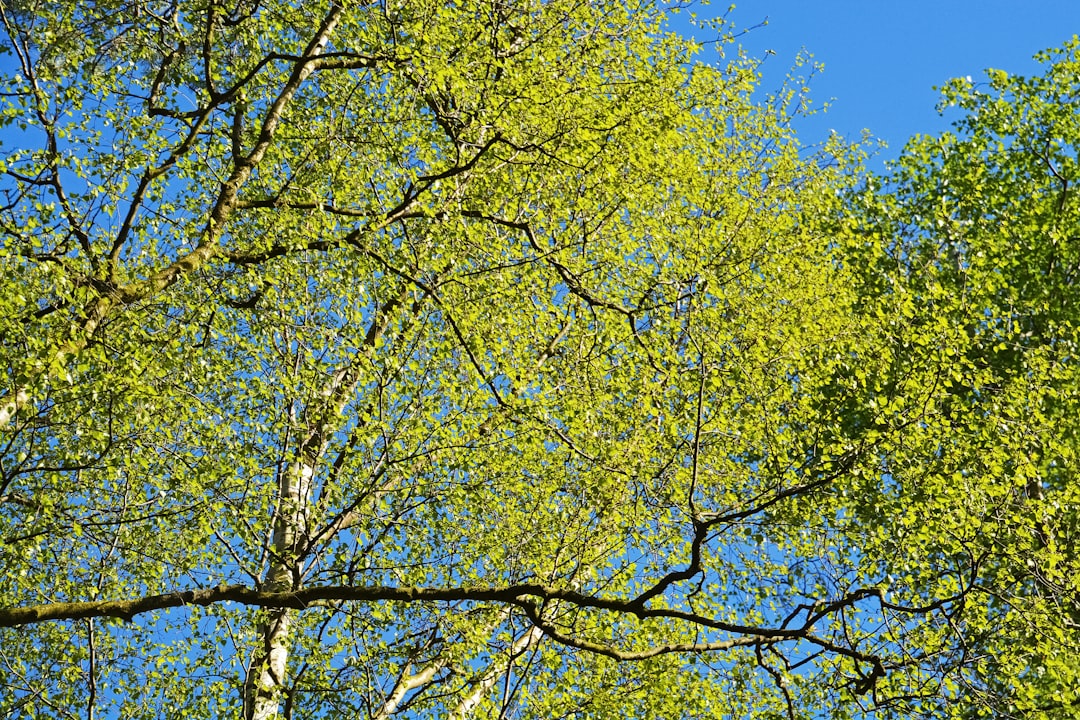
[243,276,408,718]
[450,627,543,720]
[374,658,450,720]
[0,387,27,430]
[243,459,314,720]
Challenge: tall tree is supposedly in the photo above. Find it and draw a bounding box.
[1,0,1073,717]
[842,37,1080,719]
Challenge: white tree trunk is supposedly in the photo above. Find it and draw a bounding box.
[244,458,314,720]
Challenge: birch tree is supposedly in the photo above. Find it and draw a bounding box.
[2,1,1074,718]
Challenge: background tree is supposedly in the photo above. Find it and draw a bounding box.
[842,37,1080,719]
[1,0,1075,718]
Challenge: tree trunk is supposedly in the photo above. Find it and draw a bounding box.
[244,457,314,719]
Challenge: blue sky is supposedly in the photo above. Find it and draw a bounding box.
[685,1,1080,169]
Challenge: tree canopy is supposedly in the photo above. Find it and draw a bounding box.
[0,1,1077,717]
[844,40,1080,716]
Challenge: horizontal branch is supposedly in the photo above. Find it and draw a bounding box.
[0,581,864,636]
[0,581,903,687]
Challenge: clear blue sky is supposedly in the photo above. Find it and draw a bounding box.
[686,1,1080,168]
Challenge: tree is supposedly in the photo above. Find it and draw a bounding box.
[842,38,1080,719]
[0,0,1073,717]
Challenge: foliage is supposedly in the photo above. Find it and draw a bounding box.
[843,36,1080,719]
[0,0,1076,718]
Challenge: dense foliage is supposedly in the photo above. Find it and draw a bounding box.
[845,39,1080,716]
[0,0,1076,717]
